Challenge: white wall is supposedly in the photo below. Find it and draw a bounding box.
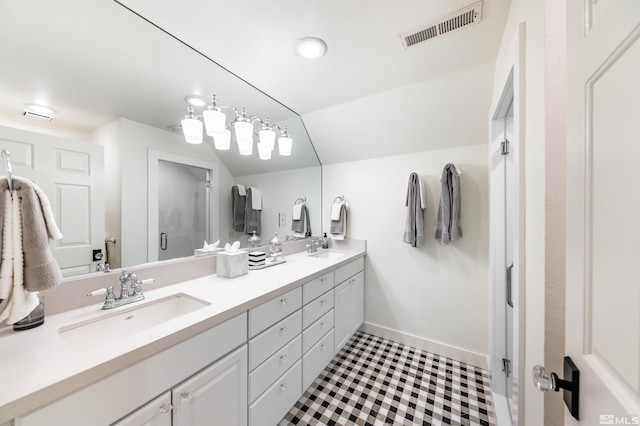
[491,0,547,424]
[322,144,490,362]
[232,166,322,245]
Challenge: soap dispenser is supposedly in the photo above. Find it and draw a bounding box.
[322,232,329,249]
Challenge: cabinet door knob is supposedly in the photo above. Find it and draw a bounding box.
[159,402,173,415]
[321,321,326,328]
[320,278,325,282]
[280,383,288,391]
[321,344,327,351]
[181,392,193,404]
[280,354,288,363]
[280,297,288,306]
[320,299,326,306]
[280,326,288,334]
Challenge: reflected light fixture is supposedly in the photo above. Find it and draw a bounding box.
[181,105,203,144]
[23,103,56,121]
[179,94,293,159]
[296,36,328,59]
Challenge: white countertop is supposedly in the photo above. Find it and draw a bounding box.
[0,248,365,422]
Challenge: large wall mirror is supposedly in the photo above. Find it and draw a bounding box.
[0,0,322,277]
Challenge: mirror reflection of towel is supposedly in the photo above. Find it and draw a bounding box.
[292,203,310,236]
[244,187,261,234]
[232,185,246,232]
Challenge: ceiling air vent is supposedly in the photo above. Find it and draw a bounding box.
[400,0,483,50]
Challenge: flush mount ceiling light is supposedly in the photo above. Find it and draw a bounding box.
[179,94,293,158]
[296,36,328,59]
[23,103,56,121]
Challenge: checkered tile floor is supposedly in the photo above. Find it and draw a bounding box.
[280,331,497,426]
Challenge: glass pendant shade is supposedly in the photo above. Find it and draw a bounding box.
[203,109,226,136]
[257,142,272,160]
[212,129,231,150]
[259,129,276,150]
[278,136,292,156]
[234,121,254,143]
[181,118,203,144]
[237,138,253,156]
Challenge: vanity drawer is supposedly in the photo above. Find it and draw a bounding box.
[249,334,302,403]
[249,360,302,426]
[302,329,334,391]
[302,289,334,329]
[249,286,302,338]
[335,257,365,284]
[303,309,334,354]
[249,310,302,370]
[303,272,334,305]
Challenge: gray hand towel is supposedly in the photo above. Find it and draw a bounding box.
[329,204,347,237]
[291,204,311,236]
[244,187,261,234]
[231,185,246,232]
[403,172,425,247]
[435,163,462,245]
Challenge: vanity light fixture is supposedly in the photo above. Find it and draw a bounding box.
[22,103,56,121]
[181,105,204,144]
[296,36,328,60]
[180,94,293,158]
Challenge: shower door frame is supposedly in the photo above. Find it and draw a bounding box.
[147,149,219,263]
[488,22,525,426]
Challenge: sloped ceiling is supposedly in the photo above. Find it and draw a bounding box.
[119,0,511,164]
[120,0,510,115]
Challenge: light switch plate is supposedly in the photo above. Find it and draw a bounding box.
[278,212,286,227]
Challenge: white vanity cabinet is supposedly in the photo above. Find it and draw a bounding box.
[15,314,247,426]
[301,271,336,390]
[334,258,365,353]
[112,392,172,426]
[113,346,247,426]
[247,287,303,426]
[172,345,247,426]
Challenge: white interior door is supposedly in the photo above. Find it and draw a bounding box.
[565,1,640,423]
[0,128,105,276]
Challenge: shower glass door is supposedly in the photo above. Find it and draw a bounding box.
[157,160,211,261]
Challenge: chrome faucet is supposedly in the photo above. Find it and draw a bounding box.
[306,237,323,254]
[88,270,152,310]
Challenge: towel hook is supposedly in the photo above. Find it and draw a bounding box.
[333,195,344,204]
[295,196,306,205]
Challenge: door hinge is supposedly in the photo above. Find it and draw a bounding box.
[501,139,510,155]
[502,358,512,377]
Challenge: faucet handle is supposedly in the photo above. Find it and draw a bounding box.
[87,287,115,309]
[131,278,154,295]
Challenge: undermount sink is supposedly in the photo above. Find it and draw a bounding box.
[308,250,346,259]
[58,293,210,353]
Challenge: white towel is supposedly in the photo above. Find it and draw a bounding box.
[292,204,303,220]
[250,187,262,210]
[0,190,13,299]
[331,202,344,221]
[237,184,246,196]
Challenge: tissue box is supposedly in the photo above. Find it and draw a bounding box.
[216,251,249,278]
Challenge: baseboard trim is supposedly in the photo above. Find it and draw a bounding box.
[361,322,489,370]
